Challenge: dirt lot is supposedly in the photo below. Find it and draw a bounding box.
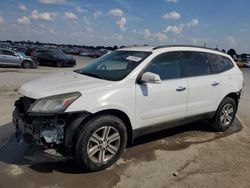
[0,56,250,188]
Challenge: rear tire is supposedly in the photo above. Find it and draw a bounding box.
[210,97,237,131]
[75,115,127,171]
[22,61,32,69]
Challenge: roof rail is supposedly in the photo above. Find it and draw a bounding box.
[152,45,221,52]
[119,44,149,49]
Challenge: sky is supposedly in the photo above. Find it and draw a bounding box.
[0,0,249,53]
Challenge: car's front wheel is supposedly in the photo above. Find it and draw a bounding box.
[210,97,237,131]
[22,61,32,69]
[75,115,127,171]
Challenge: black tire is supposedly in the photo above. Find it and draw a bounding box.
[22,61,32,69]
[210,97,237,131]
[75,115,127,171]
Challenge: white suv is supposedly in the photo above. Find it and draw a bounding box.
[13,45,243,171]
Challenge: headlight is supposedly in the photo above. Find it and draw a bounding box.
[28,92,81,113]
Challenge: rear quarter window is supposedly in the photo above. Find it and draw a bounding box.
[207,53,234,73]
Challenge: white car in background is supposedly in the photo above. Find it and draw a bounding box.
[13,45,243,171]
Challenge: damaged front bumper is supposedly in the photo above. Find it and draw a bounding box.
[13,97,90,156]
[13,109,65,146]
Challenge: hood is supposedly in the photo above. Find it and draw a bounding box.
[19,71,113,99]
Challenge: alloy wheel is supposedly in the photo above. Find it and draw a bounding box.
[23,61,31,68]
[220,103,234,126]
[87,126,121,163]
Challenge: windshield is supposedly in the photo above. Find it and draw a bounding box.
[76,50,151,81]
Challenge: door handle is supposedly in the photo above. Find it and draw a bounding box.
[212,81,219,86]
[176,86,186,92]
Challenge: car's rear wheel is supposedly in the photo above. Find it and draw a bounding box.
[75,115,127,171]
[22,61,32,69]
[210,97,237,131]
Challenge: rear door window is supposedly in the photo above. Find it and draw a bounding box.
[181,51,211,77]
[207,54,234,73]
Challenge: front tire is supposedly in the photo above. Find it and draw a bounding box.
[22,61,32,69]
[210,97,237,131]
[75,115,127,171]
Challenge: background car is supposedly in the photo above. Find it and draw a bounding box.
[235,60,245,68]
[79,50,95,57]
[0,48,39,68]
[64,48,83,55]
[233,56,245,68]
[244,56,250,68]
[80,49,110,58]
[25,48,37,56]
[32,49,76,67]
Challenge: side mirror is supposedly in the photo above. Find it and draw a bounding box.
[140,72,162,84]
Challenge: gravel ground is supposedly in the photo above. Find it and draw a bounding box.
[0,57,250,188]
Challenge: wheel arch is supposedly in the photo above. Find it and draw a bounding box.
[223,91,241,109]
[92,109,134,146]
[21,59,33,67]
[66,109,134,154]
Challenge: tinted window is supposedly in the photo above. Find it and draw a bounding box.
[2,50,14,56]
[181,51,211,77]
[144,52,181,80]
[207,54,234,73]
[0,50,2,55]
